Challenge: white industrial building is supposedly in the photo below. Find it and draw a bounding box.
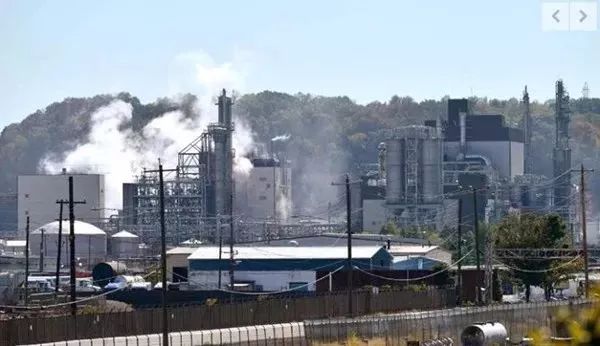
[17,173,105,237]
[30,220,107,268]
[110,230,140,258]
[187,246,392,292]
[237,158,292,221]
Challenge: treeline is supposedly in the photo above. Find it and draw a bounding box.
[1,91,600,222]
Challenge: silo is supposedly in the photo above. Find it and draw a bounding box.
[385,137,404,204]
[30,220,107,267]
[421,129,442,203]
[385,125,442,205]
[110,230,140,258]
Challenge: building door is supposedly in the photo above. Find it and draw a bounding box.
[173,267,188,282]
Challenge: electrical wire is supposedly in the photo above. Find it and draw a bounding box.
[492,255,582,274]
[353,249,473,282]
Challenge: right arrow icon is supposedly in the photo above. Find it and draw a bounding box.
[580,10,587,22]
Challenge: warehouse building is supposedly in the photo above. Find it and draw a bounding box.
[187,246,393,292]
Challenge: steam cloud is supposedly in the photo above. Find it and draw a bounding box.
[41,50,256,211]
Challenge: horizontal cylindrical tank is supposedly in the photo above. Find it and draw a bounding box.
[461,322,507,346]
[92,261,128,287]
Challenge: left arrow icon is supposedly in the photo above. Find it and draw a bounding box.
[553,9,561,22]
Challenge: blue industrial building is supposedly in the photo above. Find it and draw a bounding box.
[187,246,393,292]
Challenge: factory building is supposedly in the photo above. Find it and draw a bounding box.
[442,99,524,180]
[361,96,528,232]
[187,246,392,291]
[29,220,107,269]
[132,89,235,245]
[17,173,105,237]
[236,158,292,221]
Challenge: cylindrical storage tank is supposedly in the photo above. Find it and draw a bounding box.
[30,220,107,268]
[92,261,128,287]
[422,133,442,203]
[461,322,508,346]
[110,230,140,258]
[385,138,404,204]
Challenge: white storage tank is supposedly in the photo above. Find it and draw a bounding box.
[110,230,140,258]
[30,220,107,267]
[461,322,508,346]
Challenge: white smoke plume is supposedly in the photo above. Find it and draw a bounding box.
[41,50,257,211]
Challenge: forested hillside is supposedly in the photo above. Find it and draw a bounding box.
[2,91,600,229]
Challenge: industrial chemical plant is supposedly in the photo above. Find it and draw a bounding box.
[2,80,580,258]
[359,81,575,240]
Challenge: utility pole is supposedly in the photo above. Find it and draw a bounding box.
[39,227,45,272]
[24,216,30,306]
[55,201,66,296]
[579,164,592,298]
[345,174,353,316]
[217,214,222,289]
[158,163,169,346]
[229,193,235,293]
[456,198,463,306]
[68,176,86,316]
[331,174,355,316]
[484,226,494,304]
[472,186,481,305]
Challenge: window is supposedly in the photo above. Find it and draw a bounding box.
[259,177,267,182]
[25,194,29,198]
[266,183,271,188]
[259,196,267,200]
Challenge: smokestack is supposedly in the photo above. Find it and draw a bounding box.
[522,86,532,174]
[377,142,386,181]
[459,111,467,156]
[213,89,234,216]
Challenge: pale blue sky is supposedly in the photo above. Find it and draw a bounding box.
[0,0,597,128]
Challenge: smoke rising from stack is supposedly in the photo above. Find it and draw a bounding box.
[40,52,257,211]
[40,98,256,210]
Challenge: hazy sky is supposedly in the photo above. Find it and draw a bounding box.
[0,0,597,128]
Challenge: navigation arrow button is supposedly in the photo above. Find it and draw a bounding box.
[553,9,561,22]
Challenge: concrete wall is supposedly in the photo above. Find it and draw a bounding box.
[189,270,316,291]
[362,199,387,232]
[18,174,105,236]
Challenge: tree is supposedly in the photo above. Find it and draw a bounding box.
[494,213,580,302]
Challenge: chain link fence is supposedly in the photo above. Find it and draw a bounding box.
[8,299,592,345]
